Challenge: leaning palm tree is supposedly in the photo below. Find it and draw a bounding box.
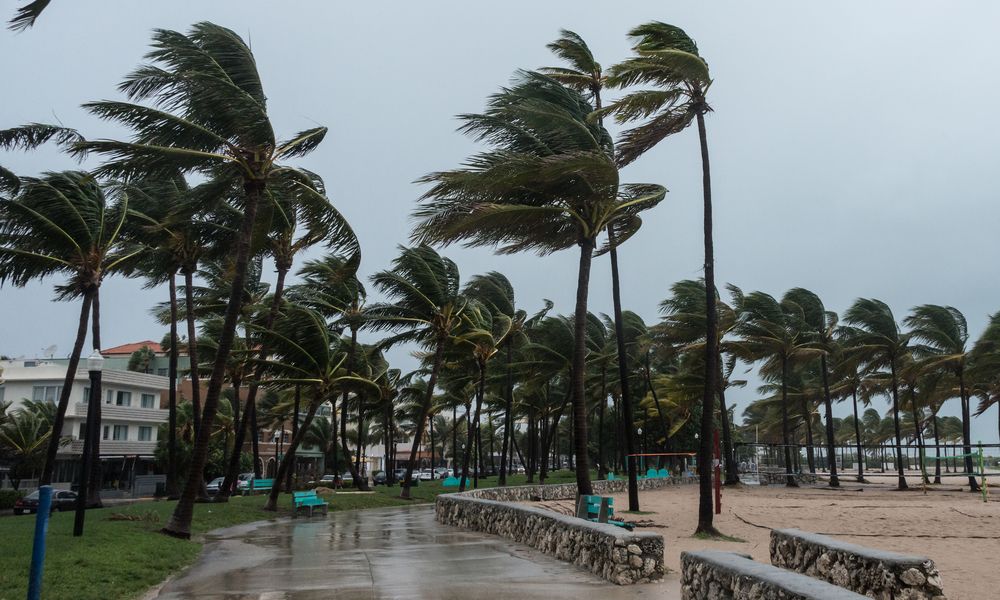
[905,304,980,491]
[843,298,910,490]
[730,291,823,487]
[0,171,139,485]
[542,29,645,508]
[784,288,840,487]
[603,21,717,534]
[255,306,378,511]
[413,71,665,496]
[366,245,466,498]
[75,22,332,538]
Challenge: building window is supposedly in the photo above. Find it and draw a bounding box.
[116,391,132,407]
[79,423,87,440]
[140,393,156,409]
[83,387,89,403]
[113,425,128,440]
[138,426,152,441]
[156,368,168,377]
[32,385,61,403]
[106,390,113,405]
[103,425,110,440]
[0,387,5,402]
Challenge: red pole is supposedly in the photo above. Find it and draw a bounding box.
[714,430,722,514]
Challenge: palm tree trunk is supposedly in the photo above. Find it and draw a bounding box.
[820,355,839,487]
[460,366,486,492]
[87,287,104,507]
[597,366,607,479]
[182,269,202,438]
[219,265,289,501]
[799,394,816,474]
[780,355,798,488]
[163,178,261,539]
[354,393,367,485]
[932,415,942,484]
[499,339,513,486]
[909,390,928,484]
[400,336,446,499]
[695,109,720,535]
[888,360,908,490]
[167,272,180,498]
[40,286,94,485]
[571,240,595,496]
[851,386,865,482]
[525,408,536,483]
[451,404,458,472]
[288,384,300,491]
[716,362,739,486]
[265,394,320,511]
[340,326,368,491]
[608,237,637,507]
[958,371,980,491]
[250,397,261,477]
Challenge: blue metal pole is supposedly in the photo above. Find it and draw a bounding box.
[27,485,53,600]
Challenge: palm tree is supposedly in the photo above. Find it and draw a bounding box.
[76,23,331,538]
[843,298,910,490]
[366,245,465,498]
[829,333,869,482]
[256,306,377,511]
[6,0,49,31]
[784,288,840,487]
[542,29,645,508]
[604,21,717,533]
[905,304,980,491]
[0,171,139,485]
[413,71,665,495]
[730,291,823,487]
[0,405,53,489]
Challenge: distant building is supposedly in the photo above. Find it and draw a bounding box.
[0,359,168,494]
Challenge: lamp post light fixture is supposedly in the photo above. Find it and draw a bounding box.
[74,349,103,537]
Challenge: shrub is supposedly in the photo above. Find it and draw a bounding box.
[0,489,25,509]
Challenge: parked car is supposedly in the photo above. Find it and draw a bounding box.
[372,471,387,485]
[14,489,78,515]
[434,468,452,479]
[418,469,434,481]
[236,472,255,491]
[206,477,225,495]
[393,468,407,481]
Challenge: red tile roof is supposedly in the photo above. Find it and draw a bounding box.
[101,341,163,356]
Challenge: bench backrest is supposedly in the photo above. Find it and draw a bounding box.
[251,479,275,488]
[293,490,317,499]
[646,468,659,478]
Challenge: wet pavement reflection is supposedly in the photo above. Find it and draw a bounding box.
[155,505,669,599]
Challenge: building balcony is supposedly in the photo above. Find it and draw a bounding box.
[62,439,158,457]
[73,402,168,423]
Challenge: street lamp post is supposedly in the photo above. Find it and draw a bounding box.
[74,349,103,537]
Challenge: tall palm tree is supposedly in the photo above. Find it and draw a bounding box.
[905,304,980,491]
[730,291,823,487]
[843,298,910,490]
[0,171,139,485]
[76,23,331,538]
[784,288,840,487]
[413,71,665,495]
[542,29,644,508]
[366,245,466,498]
[604,21,717,533]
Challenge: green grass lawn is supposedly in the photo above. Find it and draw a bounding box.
[0,471,582,600]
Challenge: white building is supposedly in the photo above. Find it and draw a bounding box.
[0,359,168,491]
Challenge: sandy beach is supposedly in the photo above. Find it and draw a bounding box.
[533,479,999,600]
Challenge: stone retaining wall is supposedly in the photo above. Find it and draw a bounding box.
[454,474,697,502]
[436,493,663,584]
[770,529,946,599]
[681,550,869,599]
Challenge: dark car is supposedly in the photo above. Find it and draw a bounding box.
[14,489,78,515]
[372,471,387,486]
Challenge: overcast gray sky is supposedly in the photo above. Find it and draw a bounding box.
[2,1,999,442]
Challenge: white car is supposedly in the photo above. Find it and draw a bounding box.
[418,469,434,481]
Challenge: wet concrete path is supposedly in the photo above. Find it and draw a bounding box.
[155,505,672,599]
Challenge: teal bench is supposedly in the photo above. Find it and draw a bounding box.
[292,490,328,517]
[242,478,274,496]
[576,494,633,530]
[442,476,469,488]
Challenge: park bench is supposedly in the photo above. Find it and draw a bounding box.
[575,494,633,530]
[242,478,274,496]
[292,490,329,517]
[442,476,469,487]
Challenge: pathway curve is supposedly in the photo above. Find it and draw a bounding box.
[155,504,673,599]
